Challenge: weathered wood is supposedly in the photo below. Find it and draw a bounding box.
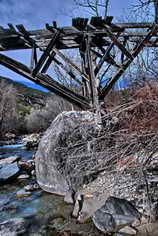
[53,48,89,82]
[30,44,37,69]
[86,36,98,106]
[99,25,158,100]
[41,52,56,73]
[53,57,82,85]
[154,0,158,23]
[103,24,133,60]
[32,30,60,77]
[94,43,114,75]
[0,53,90,109]
[86,36,102,126]
[16,24,36,48]
[1,17,158,112]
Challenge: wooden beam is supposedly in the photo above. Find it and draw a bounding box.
[30,44,37,70]
[53,57,82,85]
[86,36,99,106]
[53,48,89,82]
[99,24,158,100]
[94,43,114,76]
[103,24,133,60]
[0,53,90,109]
[41,51,56,73]
[32,30,60,77]
[92,48,120,68]
[16,24,36,48]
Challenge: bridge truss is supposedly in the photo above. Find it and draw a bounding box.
[0,16,158,110]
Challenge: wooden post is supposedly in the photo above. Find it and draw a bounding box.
[154,0,158,23]
[86,36,102,127]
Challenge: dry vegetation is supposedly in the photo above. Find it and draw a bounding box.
[58,82,158,220]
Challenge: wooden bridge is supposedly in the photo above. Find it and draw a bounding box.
[0,15,158,110]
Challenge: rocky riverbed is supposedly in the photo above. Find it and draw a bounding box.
[0,138,104,236]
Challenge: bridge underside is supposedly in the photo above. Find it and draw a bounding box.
[0,17,158,110]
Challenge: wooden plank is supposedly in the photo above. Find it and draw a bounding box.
[32,30,60,77]
[86,36,101,124]
[0,53,90,109]
[94,31,122,75]
[16,24,36,47]
[80,49,91,98]
[103,24,133,60]
[41,51,56,73]
[53,48,89,82]
[86,37,98,105]
[72,18,88,31]
[94,42,115,75]
[99,25,158,100]
[1,26,158,52]
[91,48,120,68]
[30,43,38,70]
[53,57,82,85]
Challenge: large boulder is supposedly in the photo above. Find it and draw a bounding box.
[91,197,141,235]
[35,111,97,195]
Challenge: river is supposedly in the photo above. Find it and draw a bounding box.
[0,140,78,235]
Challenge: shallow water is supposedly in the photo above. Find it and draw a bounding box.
[0,141,35,160]
[0,141,74,235]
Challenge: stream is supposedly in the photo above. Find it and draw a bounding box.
[0,140,76,235]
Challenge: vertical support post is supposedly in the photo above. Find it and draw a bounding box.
[80,48,90,98]
[154,0,158,23]
[30,43,37,70]
[86,35,102,128]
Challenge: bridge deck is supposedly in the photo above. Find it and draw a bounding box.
[0,21,158,52]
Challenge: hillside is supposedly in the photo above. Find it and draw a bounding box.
[0,76,48,108]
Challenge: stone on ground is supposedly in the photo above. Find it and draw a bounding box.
[0,162,20,184]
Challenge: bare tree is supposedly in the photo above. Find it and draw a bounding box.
[0,81,18,136]
[132,0,158,22]
[26,95,73,133]
[73,0,110,18]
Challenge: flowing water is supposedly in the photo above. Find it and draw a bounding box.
[0,140,75,235]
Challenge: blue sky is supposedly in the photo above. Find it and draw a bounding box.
[0,0,147,90]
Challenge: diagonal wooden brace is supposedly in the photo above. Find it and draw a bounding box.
[103,24,133,60]
[53,48,89,82]
[99,24,158,100]
[32,30,60,77]
[0,53,90,109]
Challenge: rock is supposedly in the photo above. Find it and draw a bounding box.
[0,218,28,235]
[18,161,34,173]
[72,192,109,220]
[31,170,36,176]
[16,189,31,198]
[23,133,41,150]
[4,132,16,140]
[35,111,98,195]
[119,225,137,235]
[0,163,20,184]
[91,197,141,234]
[64,191,75,204]
[18,174,30,179]
[0,197,10,207]
[0,155,21,165]
[24,184,40,192]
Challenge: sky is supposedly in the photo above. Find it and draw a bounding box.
[0,0,143,90]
